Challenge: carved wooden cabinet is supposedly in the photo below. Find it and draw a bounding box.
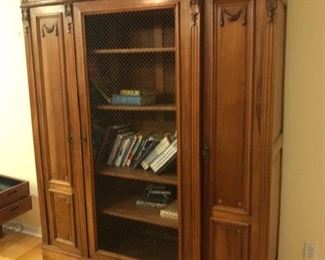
[21,0,286,259]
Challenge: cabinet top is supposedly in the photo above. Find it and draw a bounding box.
[20,0,102,8]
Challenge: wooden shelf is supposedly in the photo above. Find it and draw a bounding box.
[102,195,178,229]
[93,47,175,54]
[101,167,177,186]
[98,232,177,260]
[96,104,176,112]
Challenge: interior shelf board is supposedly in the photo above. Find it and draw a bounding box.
[102,195,178,229]
[93,47,176,54]
[101,167,177,185]
[98,233,177,260]
[96,104,176,112]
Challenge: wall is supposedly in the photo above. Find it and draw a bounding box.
[278,0,325,259]
[0,0,41,236]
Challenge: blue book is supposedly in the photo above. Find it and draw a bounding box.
[112,94,156,106]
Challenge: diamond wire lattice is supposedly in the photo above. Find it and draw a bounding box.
[84,8,178,259]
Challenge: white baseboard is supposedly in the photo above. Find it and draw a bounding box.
[3,222,42,238]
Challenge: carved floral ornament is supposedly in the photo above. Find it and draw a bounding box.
[65,2,73,33]
[266,0,277,22]
[21,7,30,36]
[190,0,200,26]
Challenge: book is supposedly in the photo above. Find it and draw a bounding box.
[95,124,131,168]
[112,94,156,106]
[135,200,167,208]
[141,135,171,170]
[150,139,177,174]
[114,136,133,167]
[93,82,111,103]
[120,89,158,96]
[160,201,178,220]
[107,131,134,166]
[125,134,143,167]
[121,135,138,167]
[132,138,160,169]
[136,184,176,208]
[130,137,149,168]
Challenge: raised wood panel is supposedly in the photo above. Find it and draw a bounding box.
[49,192,77,248]
[29,5,87,256]
[211,219,249,260]
[213,1,253,213]
[36,14,72,184]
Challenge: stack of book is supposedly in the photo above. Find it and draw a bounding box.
[112,89,158,106]
[136,184,176,208]
[107,129,177,175]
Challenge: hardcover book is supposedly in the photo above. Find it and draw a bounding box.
[150,139,177,174]
[120,89,158,97]
[125,135,143,167]
[112,94,156,106]
[141,135,171,170]
[132,138,160,169]
[107,131,134,166]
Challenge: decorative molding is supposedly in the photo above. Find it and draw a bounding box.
[219,7,247,27]
[41,23,58,37]
[256,81,262,133]
[21,7,30,36]
[266,0,277,23]
[190,0,200,27]
[65,2,73,33]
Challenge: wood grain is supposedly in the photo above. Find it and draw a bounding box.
[0,232,42,260]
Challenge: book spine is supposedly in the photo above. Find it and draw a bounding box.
[107,136,122,166]
[122,136,137,167]
[126,135,142,167]
[112,94,141,105]
[151,140,177,173]
[120,89,140,96]
[114,138,129,167]
[141,137,170,170]
[135,200,166,208]
[112,94,156,106]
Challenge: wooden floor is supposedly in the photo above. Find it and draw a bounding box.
[0,232,42,260]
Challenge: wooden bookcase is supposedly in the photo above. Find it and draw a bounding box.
[21,0,286,259]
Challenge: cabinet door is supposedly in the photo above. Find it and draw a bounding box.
[73,0,196,259]
[28,4,87,256]
[202,0,254,259]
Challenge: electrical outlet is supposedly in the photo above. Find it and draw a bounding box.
[304,242,318,260]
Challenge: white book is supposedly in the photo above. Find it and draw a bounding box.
[141,136,171,170]
[150,139,177,173]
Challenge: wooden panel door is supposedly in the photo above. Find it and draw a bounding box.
[202,0,254,259]
[202,0,286,259]
[27,4,87,256]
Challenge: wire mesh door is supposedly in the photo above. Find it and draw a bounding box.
[84,7,179,259]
